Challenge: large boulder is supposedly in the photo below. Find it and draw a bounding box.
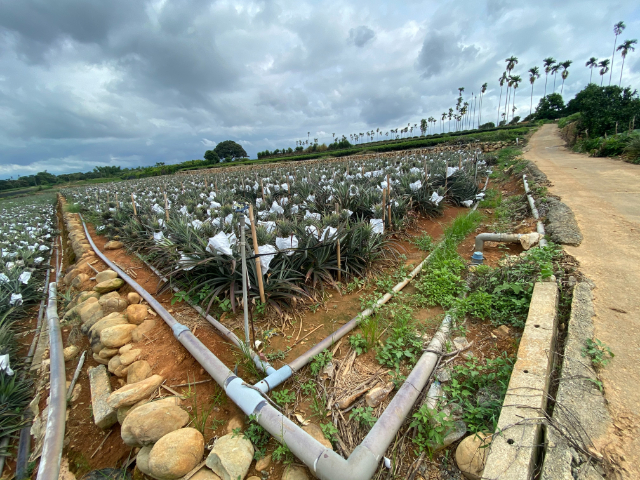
[119,348,141,366]
[455,433,491,480]
[71,273,89,289]
[104,240,124,250]
[126,304,148,325]
[206,433,254,480]
[191,468,222,480]
[302,424,333,450]
[121,401,189,446]
[127,292,141,304]
[136,445,153,476]
[63,345,80,362]
[148,428,204,480]
[127,360,152,384]
[89,313,129,340]
[107,355,121,374]
[282,466,309,480]
[94,278,125,294]
[95,270,118,284]
[107,374,164,409]
[79,299,101,322]
[99,295,128,315]
[100,324,137,348]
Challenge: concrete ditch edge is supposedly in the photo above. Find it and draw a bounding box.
[540,281,608,480]
[483,281,558,480]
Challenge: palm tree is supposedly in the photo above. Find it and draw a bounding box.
[505,56,519,73]
[528,67,540,116]
[609,21,626,86]
[505,75,514,121]
[543,57,556,97]
[497,72,507,124]
[448,108,453,132]
[617,39,637,86]
[441,112,446,133]
[510,75,522,122]
[551,64,561,92]
[585,57,598,84]
[560,61,572,94]
[479,83,487,125]
[598,59,610,86]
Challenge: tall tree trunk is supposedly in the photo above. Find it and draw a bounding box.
[544,74,548,97]
[561,79,565,94]
[504,86,510,122]
[479,93,483,125]
[610,35,618,86]
[553,73,557,92]
[512,88,517,120]
[497,87,503,125]
[619,56,626,86]
[589,68,593,84]
[530,84,534,116]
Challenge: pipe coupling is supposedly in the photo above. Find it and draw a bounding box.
[171,323,190,339]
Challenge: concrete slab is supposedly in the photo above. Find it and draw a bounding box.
[483,282,558,480]
[88,364,118,429]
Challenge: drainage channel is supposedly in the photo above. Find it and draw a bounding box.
[76,214,453,480]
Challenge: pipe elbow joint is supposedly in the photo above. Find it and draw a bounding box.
[314,445,380,480]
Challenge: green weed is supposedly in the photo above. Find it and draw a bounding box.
[410,402,457,458]
[349,406,377,429]
[582,338,614,368]
[272,389,296,406]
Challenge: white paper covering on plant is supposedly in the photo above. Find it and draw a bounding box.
[0,273,9,284]
[207,231,233,256]
[461,200,474,207]
[430,192,444,205]
[0,354,14,376]
[10,293,23,306]
[321,226,337,241]
[258,221,276,233]
[18,271,31,284]
[370,219,384,234]
[153,231,165,243]
[258,244,277,273]
[276,235,298,254]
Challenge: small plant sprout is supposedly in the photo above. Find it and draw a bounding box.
[582,338,614,368]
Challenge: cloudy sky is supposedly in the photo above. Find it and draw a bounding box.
[1,0,639,178]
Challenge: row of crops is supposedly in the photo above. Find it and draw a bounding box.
[62,150,491,314]
[0,193,57,456]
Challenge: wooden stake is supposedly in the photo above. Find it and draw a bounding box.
[381,188,386,226]
[115,192,119,210]
[260,179,265,200]
[248,205,266,303]
[131,193,138,219]
[163,192,170,222]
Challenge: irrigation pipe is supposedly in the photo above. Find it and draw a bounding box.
[523,174,547,247]
[36,282,66,480]
[77,210,456,480]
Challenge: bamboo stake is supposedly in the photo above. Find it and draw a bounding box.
[386,174,392,230]
[381,188,386,226]
[260,179,265,200]
[115,192,119,210]
[131,193,138,220]
[248,205,266,303]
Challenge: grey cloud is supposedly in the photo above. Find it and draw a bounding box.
[417,30,480,79]
[0,0,638,178]
[349,26,375,47]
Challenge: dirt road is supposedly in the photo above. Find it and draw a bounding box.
[524,124,640,478]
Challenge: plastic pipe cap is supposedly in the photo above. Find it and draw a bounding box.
[471,251,484,265]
